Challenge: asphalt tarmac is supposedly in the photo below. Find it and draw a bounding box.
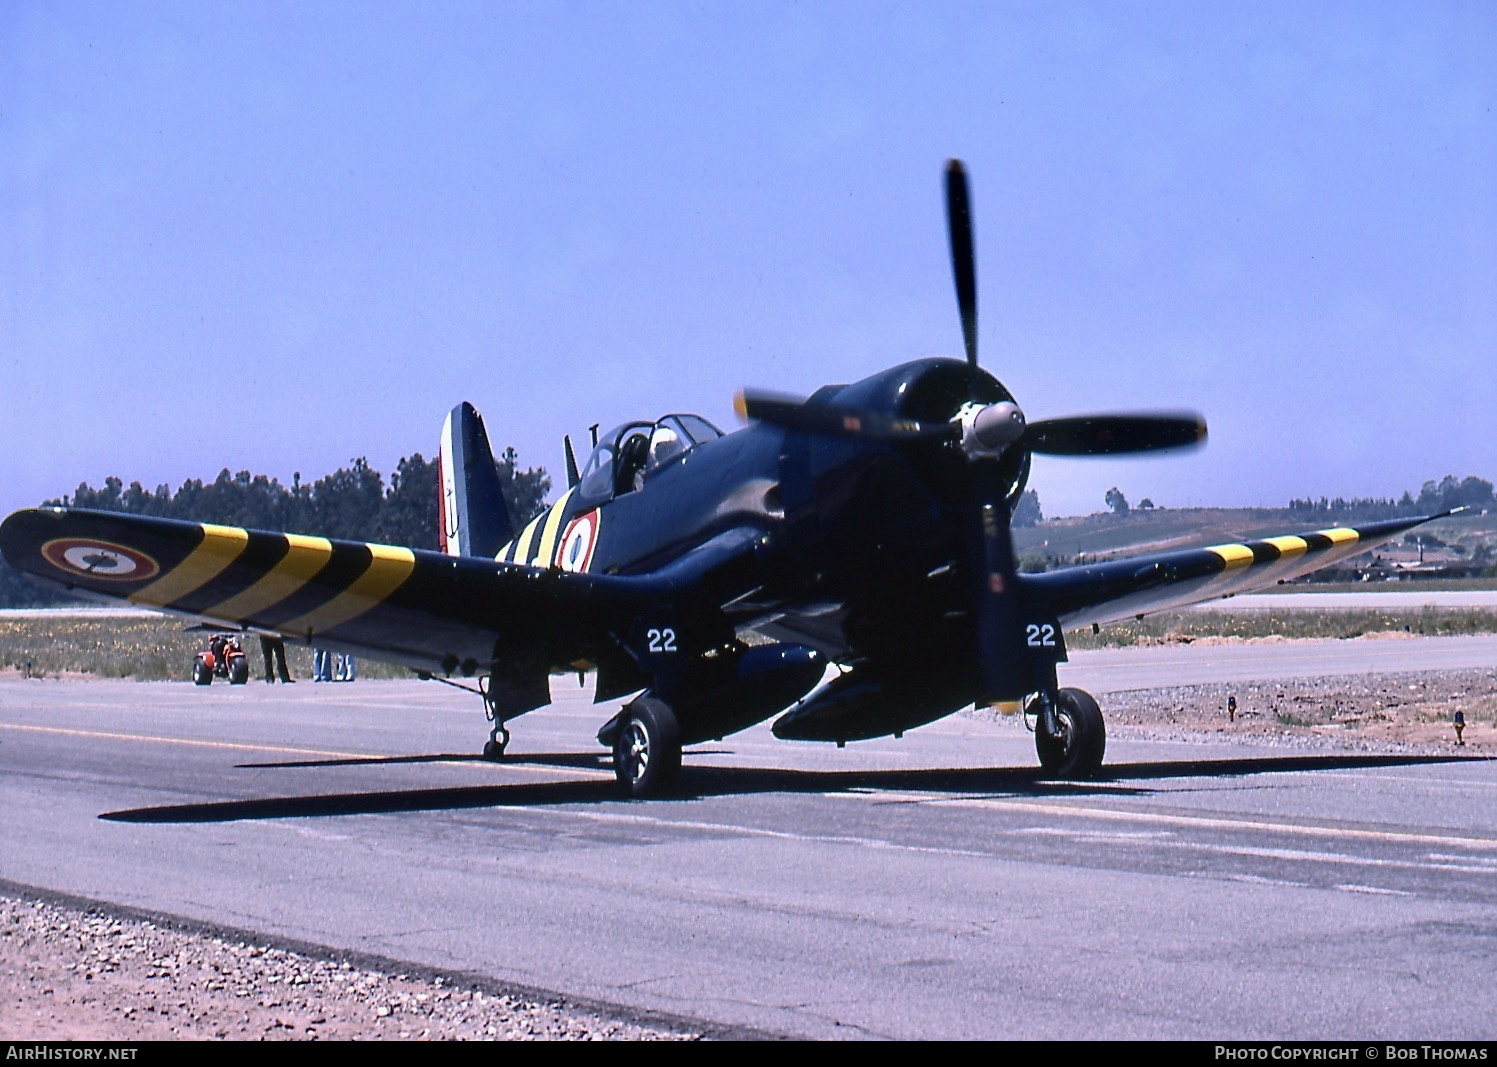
[2,637,1495,1040]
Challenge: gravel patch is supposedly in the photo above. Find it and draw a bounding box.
[1097,667,1497,753]
[0,887,706,1041]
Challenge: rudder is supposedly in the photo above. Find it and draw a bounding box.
[438,402,514,558]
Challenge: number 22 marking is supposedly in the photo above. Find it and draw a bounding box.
[1025,623,1056,648]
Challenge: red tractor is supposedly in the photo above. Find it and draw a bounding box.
[193,633,249,686]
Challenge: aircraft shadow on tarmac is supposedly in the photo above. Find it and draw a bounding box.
[238,752,611,771]
[98,751,1481,824]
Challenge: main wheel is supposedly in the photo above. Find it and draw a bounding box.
[612,697,681,798]
[228,658,249,685]
[193,659,212,686]
[1035,687,1106,778]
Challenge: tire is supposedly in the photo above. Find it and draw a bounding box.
[193,659,212,686]
[1035,687,1106,778]
[612,697,682,798]
[228,657,249,685]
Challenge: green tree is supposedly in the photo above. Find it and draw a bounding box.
[378,453,440,550]
[309,458,386,541]
[1011,489,1043,528]
[496,446,551,525]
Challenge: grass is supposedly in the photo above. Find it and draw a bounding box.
[1062,607,1496,650]
[0,617,411,682]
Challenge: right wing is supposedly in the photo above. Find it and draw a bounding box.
[0,507,758,679]
[1019,512,1449,629]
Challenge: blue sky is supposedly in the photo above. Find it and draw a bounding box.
[4,1,1493,524]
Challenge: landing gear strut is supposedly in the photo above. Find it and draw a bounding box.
[1028,687,1106,778]
[481,676,509,760]
[612,696,682,798]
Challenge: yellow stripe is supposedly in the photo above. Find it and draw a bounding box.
[128,524,249,608]
[206,534,333,622]
[1264,535,1308,559]
[1318,526,1359,546]
[278,543,416,638]
[531,488,575,566]
[1207,543,1254,570]
[513,513,544,567]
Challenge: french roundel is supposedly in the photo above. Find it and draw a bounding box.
[40,538,160,582]
[557,511,599,573]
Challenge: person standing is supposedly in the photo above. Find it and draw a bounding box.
[260,635,294,683]
[313,648,333,683]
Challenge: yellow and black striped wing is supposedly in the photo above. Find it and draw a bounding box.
[0,507,615,677]
[1021,513,1446,629]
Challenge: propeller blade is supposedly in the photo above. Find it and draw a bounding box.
[735,389,956,442]
[945,160,978,375]
[1024,413,1206,456]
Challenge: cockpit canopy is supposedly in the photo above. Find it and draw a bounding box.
[577,414,723,505]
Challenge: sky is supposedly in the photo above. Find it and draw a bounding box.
[4,0,1494,523]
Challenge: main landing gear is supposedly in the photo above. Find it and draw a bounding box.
[1026,687,1106,778]
[611,696,682,798]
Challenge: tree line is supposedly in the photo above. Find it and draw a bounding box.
[0,451,549,607]
[1287,475,1494,522]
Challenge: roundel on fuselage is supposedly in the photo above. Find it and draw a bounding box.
[557,510,600,573]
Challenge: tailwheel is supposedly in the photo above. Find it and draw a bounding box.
[482,725,510,761]
[612,697,681,798]
[1033,687,1106,779]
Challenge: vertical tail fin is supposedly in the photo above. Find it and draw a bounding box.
[438,402,514,558]
[564,435,580,489]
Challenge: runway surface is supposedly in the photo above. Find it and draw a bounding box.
[1187,590,1497,611]
[3,636,1495,1040]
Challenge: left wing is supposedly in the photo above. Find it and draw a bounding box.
[0,507,758,678]
[1019,513,1447,629]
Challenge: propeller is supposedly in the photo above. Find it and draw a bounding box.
[736,159,1206,465]
[736,160,1208,701]
[736,391,1204,458]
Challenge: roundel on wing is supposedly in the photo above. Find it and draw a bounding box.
[40,538,160,582]
[557,511,599,573]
